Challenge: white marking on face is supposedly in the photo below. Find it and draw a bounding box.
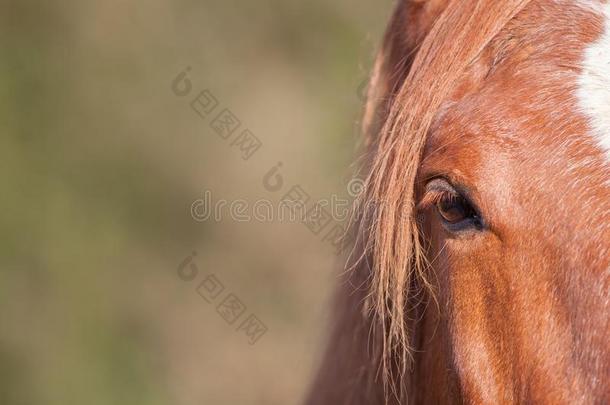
[577,2,610,162]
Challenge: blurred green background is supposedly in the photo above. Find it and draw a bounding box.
[0,1,391,404]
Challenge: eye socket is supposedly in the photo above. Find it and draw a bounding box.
[421,179,485,233]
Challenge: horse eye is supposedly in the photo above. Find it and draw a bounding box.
[422,178,485,233]
[437,194,470,223]
[436,193,482,231]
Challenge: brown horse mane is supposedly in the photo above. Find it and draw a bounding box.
[354,0,535,400]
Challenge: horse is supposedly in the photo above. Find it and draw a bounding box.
[305,0,610,403]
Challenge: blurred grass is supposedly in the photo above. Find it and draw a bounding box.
[0,1,391,404]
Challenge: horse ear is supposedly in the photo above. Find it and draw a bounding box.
[363,0,449,146]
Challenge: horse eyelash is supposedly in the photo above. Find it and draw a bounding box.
[417,188,459,212]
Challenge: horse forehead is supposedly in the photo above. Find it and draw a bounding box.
[577,1,610,163]
[430,1,610,164]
